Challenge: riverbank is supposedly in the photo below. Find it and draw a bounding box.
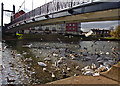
[2,33,120,41]
[3,33,120,41]
[22,34,120,41]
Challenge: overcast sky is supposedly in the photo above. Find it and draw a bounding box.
[81,20,119,32]
[0,0,53,25]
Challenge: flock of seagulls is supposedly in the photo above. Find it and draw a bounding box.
[1,43,32,84]
[81,63,110,76]
[1,40,120,84]
[33,40,120,79]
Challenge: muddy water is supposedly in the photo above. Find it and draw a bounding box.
[1,39,120,85]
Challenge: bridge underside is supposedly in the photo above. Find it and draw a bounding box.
[7,8,120,32]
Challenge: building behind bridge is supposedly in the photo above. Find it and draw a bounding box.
[22,22,83,35]
[85,29,111,37]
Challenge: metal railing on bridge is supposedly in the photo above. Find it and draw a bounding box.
[9,0,94,25]
[8,0,120,29]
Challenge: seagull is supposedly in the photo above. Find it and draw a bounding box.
[27,44,32,48]
[38,62,47,67]
[7,77,15,83]
[93,72,100,77]
[23,44,32,48]
[51,72,55,78]
[106,52,110,55]
[75,66,80,70]
[57,59,63,64]
[96,58,102,61]
[91,44,94,47]
[43,68,47,72]
[69,54,76,60]
[54,61,58,67]
[3,45,7,49]
[81,66,91,71]
[83,47,87,50]
[53,53,59,57]
[44,57,51,61]
[67,67,71,71]
[60,57,67,60]
[0,65,5,71]
[74,74,79,76]
[97,64,107,72]
[82,70,94,76]
[91,63,97,70]
[62,69,67,78]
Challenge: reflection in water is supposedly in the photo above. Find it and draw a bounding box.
[1,40,120,85]
[0,42,2,85]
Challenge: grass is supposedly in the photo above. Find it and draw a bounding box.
[104,37,120,40]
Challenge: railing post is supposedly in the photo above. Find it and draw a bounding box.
[90,0,94,3]
[1,3,4,30]
[13,5,15,20]
[1,3,15,29]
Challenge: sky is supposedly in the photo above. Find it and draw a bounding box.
[0,0,119,29]
[81,20,120,32]
[0,0,53,25]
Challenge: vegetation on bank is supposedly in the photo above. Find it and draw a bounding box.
[110,24,120,38]
[21,34,120,41]
[3,33,120,41]
[104,37,120,40]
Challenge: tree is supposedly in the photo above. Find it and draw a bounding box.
[110,24,120,38]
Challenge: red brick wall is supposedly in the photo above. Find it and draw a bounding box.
[66,23,78,32]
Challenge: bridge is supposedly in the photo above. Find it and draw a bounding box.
[3,0,120,33]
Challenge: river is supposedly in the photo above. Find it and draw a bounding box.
[0,37,120,85]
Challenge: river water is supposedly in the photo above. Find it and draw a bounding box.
[0,36,120,85]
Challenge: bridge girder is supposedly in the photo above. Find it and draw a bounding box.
[7,8,120,32]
